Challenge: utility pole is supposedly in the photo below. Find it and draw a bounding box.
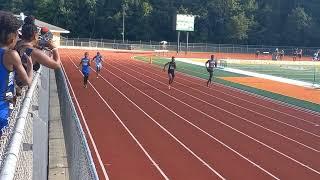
[177,31,180,53]
[186,31,189,54]
[122,4,125,43]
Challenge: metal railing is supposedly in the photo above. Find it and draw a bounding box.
[60,37,320,56]
[1,65,99,180]
[55,67,99,180]
[0,68,42,180]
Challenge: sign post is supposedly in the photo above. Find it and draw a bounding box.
[186,32,189,55]
[177,31,180,53]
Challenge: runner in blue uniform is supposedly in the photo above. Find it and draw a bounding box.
[163,56,176,89]
[79,52,90,88]
[205,55,217,87]
[92,52,103,78]
[0,11,33,132]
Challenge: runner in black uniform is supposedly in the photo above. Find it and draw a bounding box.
[293,48,298,61]
[205,55,217,87]
[298,49,303,60]
[163,56,176,89]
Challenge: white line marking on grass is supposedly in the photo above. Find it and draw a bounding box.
[133,57,320,125]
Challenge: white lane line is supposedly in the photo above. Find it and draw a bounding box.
[112,60,320,152]
[68,56,170,180]
[135,57,320,122]
[106,61,320,175]
[99,63,280,179]
[69,57,226,180]
[62,56,110,180]
[128,59,320,128]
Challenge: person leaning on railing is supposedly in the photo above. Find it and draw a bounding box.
[15,15,61,95]
[0,11,34,133]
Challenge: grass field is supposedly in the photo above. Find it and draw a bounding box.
[225,63,320,84]
[134,56,320,112]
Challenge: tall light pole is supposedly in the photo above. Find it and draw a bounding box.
[122,4,125,43]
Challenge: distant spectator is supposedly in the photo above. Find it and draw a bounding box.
[160,41,167,50]
[298,49,303,60]
[313,50,320,61]
[0,11,33,132]
[255,50,260,59]
[293,48,298,61]
[280,49,284,60]
[274,48,279,60]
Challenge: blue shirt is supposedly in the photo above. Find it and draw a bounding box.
[81,58,90,74]
[0,48,15,130]
[94,55,102,64]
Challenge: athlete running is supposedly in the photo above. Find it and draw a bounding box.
[79,52,90,88]
[163,56,176,90]
[205,55,217,87]
[92,52,103,78]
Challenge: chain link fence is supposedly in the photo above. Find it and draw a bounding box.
[60,37,320,57]
[1,65,99,180]
[0,88,27,171]
[55,67,99,180]
[13,87,37,180]
[0,69,41,180]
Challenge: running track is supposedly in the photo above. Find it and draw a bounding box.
[60,49,320,180]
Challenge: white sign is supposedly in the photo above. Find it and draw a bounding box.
[176,14,195,32]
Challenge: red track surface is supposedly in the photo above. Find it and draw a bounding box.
[60,49,320,180]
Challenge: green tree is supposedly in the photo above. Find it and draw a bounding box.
[1,0,320,46]
[283,7,312,45]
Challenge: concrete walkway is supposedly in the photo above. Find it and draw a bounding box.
[48,69,69,180]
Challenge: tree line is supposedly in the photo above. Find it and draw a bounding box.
[1,0,320,46]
